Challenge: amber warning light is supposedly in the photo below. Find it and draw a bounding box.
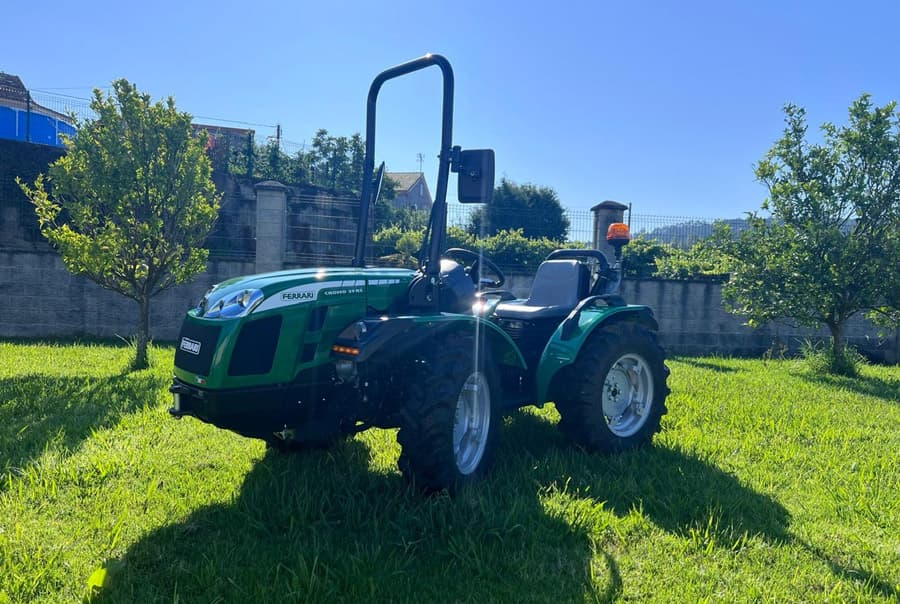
[606,222,631,243]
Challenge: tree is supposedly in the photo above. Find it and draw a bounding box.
[718,95,900,374]
[20,79,220,369]
[468,178,569,241]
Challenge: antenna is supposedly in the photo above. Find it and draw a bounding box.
[416,152,424,173]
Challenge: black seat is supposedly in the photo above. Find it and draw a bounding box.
[494,260,589,321]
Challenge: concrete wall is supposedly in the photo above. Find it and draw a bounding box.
[0,251,254,341]
[0,252,896,363]
[503,273,897,362]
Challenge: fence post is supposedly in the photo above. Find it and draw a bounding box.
[591,200,628,261]
[25,92,31,143]
[255,180,288,273]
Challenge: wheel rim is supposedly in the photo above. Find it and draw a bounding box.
[601,353,654,437]
[453,371,491,475]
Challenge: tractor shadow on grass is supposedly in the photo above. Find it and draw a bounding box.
[0,372,164,490]
[98,435,606,603]
[499,411,899,601]
[498,411,793,547]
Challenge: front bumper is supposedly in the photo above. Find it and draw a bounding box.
[168,372,338,440]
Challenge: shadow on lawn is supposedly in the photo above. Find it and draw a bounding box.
[500,411,792,546]
[800,371,900,405]
[502,412,898,600]
[97,435,607,603]
[676,358,746,374]
[0,372,163,488]
[96,405,897,602]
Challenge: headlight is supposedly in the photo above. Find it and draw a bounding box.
[202,288,264,318]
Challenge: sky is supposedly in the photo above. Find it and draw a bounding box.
[4,0,900,218]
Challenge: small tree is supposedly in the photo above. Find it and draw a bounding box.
[719,95,900,374]
[468,178,570,241]
[20,80,220,369]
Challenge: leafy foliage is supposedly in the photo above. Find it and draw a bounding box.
[622,234,731,280]
[18,80,220,368]
[718,95,900,374]
[655,230,733,280]
[621,236,673,278]
[468,178,570,241]
[228,129,384,195]
[374,225,580,272]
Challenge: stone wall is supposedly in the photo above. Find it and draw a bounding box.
[2,252,895,363]
[502,273,897,363]
[0,251,254,341]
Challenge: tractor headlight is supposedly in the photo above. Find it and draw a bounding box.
[202,288,264,319]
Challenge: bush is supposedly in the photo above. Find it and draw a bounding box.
[373,227,578,273]
[654,239,731,280]
[622,236,673,279]
[799,339,867,377]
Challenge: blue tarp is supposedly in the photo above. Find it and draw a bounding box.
[0,106,74,147]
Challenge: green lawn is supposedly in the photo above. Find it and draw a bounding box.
[0,342,897,603]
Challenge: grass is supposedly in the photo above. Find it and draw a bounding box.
[0,342,898,603]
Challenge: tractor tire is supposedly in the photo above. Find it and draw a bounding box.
[556,323,669,453]
[397,333,500,494]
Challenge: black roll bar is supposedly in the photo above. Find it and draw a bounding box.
[352,54,454,272]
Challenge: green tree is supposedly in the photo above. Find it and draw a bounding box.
[468,178,569,240]
[719,95,900,374]
[20,79,220,369]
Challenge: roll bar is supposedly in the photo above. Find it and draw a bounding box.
[351,54,454,273]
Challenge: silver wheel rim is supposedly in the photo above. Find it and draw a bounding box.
[601,353,654,437]
[453,371,491,475]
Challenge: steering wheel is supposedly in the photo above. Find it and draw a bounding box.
[372,161,386,205]
[443,248,506,288]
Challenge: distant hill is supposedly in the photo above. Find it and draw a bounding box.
[634,218,751,248]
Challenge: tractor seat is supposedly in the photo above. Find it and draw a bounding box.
[494,259,589,321]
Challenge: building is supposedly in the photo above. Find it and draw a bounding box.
[386,172,432,211]
[0,73,75,147]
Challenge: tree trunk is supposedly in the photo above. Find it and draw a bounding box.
[828,322,844,358]
[134,296,151,370]
[827,321,853,375]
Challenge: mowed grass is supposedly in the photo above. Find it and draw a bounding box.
[0,342,897,603]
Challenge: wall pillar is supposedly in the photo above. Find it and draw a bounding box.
[591,200,629,261]
[254,180,288,273]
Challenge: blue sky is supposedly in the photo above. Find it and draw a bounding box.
[4,0,899,217]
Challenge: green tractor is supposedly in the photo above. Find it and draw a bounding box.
[170,54,670,493]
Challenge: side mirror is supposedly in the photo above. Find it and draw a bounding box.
[456,149,495,203]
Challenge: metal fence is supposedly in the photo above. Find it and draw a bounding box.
[629,213,749,248]
[1,86,742,259]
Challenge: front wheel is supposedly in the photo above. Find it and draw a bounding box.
[556,324,669,452]
[397,333,500,493]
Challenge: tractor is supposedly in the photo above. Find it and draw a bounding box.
[170,54,670,493]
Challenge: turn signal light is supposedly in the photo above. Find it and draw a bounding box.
[607,222,631,242]
[332,345,360,356]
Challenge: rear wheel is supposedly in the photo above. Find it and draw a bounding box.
[556,323,669,452]
[397,333,500,493]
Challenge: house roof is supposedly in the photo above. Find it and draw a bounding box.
[386,172,423,193]
[0,72,72,122]
[0,73,28,102]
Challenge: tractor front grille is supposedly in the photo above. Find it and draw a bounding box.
[174,322,222,376]
[228,316,283,376]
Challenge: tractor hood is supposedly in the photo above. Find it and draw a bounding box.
[194,266,417,320]
[175,266,417,390]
